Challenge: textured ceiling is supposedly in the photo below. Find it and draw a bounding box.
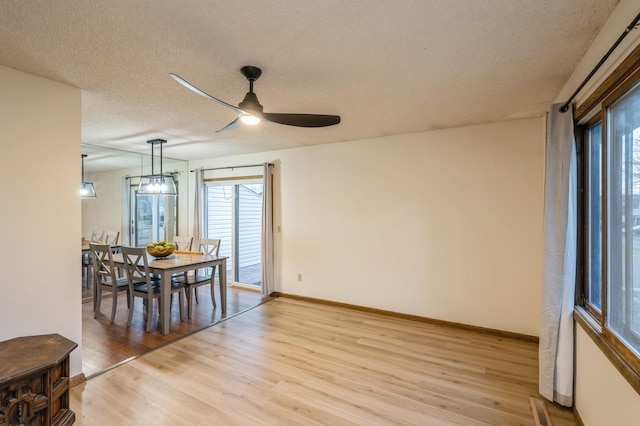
[0,0,620,163]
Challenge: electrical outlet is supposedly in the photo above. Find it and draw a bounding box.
[297,273,302,282]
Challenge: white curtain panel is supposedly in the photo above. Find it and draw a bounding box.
[121,177,131,246]
[192,167,204,251]
[539,103,577,407]
[261,163,274,295]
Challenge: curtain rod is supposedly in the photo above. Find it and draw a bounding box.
[190,163,273,173]
[560,12,640,112]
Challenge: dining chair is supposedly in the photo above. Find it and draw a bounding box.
[103,231,122,277]
[166,235,194,282]
[103,230,120,245]
[90,230,105,242]
[121,246,185,332]
[173,238,221,318]
[90,242,131,324]
[82,251,92,289]
[83,229,105,288]
[171,235,193,251]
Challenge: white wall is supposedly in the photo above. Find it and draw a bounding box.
[554,1,640,423]
[190,117,545,336]
[0,66,83,375]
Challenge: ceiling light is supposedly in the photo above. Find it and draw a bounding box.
[136,139,178,196]
[80,154,97,198]
[240,114,261,125]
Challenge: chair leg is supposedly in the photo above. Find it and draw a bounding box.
[186,287,193,319]
[210,279,216,308]
[194,288,199,304]
[178,291,184,321]
[92,274,97,312]
[94,287,101,318]
[81,262,86,288]
[145,297,154,333]
[85,263,92,289]
[109,288,118,324]
[207,265,217,307]
[126,293,134,327]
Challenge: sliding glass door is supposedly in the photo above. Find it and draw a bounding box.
[130,185,176,247]
[204,179,263,286]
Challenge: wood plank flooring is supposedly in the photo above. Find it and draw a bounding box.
[82,283,268,378]
[72,297,576,425]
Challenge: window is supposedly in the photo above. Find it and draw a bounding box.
[605,79,640,357]
[585,121,603,314]
[579,65,640,384]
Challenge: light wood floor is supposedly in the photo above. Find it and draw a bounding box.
[82,283,268,378]
[72,297,576,425]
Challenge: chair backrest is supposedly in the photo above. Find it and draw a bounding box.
[121,246,152,286]
[199,238,221,257]
[104,230,120,245]
[172,235,193,251]
[90,242,117,284]
[90,230,104,242]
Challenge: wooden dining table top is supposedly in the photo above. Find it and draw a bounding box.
[110,252,227,270]
[82,241,121,252]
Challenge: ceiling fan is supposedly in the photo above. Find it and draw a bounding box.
[170,66,341,133]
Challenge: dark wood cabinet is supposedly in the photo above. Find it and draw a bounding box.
[0,334,77,425]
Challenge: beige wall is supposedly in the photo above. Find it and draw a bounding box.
[575,327,640,424]
[189,117,545,336]
[0,65,83,375]
[82,169,122,240]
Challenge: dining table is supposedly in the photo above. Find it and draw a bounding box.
[111,251,228,335]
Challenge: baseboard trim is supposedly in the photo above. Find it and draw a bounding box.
[272,292,539,343]
[573,405,585,426]
[70,372,86,388]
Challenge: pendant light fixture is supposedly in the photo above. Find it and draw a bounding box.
[136,139,178,196]
[80,154,97,198]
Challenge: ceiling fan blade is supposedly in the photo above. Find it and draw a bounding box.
[215,116,242,133]
[171,67,341,131]
[262,113,341,128]
[170,73,242,113]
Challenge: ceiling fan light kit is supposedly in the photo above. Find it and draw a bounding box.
[240,114,261,125]
[170,65,340,133]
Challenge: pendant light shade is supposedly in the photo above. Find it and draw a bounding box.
[80,154,97,198]
[137,139,178,196]
[137,174,177,195]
